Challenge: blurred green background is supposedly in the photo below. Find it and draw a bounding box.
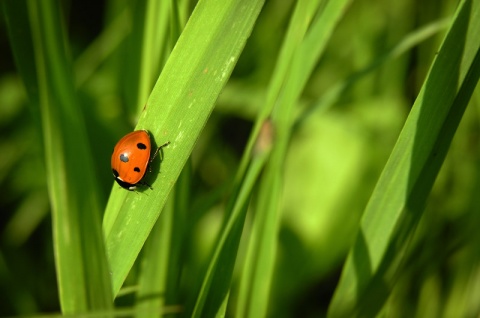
[1,0,480,316]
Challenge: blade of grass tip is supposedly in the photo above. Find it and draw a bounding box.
[19,0,112,313]
[103,0,265,297]
[328,0,480,316]
[236,0,353,316]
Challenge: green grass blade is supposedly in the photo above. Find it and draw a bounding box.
[136,0,171,113]
[235,1,318,313]
[234,0,322,182]
[103,0,265,297]
[191,136,271,317]
[134,198,174,318]
[187,7,323,311]
[235,0,353,316]
[328,0,480,316]
[135,164,190,317]
[5,0,113,313]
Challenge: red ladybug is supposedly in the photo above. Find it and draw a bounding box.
[111,130,169,191]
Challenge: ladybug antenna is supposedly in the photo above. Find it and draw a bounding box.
[151,141,171,161]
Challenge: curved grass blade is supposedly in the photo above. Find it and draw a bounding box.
[328,0,480,316]
[235,0,353,316]
[190,129,272,317]
[103,0,265,297]
[4,0,113,312]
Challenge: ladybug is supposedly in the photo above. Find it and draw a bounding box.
[111,130,169,191]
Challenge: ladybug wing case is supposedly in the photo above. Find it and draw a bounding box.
[111,131,151,187]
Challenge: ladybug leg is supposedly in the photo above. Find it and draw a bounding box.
[139,181,153,190]
[145,141,170,185]
[151,141,170,162]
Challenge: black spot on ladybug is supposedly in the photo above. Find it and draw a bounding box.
[134,167,141,173]
[137,142,147,150]
[120,153,129,162]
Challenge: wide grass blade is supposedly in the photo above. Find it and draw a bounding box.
[4,0,113,313]
[328,0,480,316]
[103,0,265,297]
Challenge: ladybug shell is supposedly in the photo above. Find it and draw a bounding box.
[111,130,152,190]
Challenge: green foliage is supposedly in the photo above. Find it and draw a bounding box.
[1,0,479,317]
[328,0,480,316]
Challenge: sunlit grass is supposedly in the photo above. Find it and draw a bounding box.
[1,0,480,316]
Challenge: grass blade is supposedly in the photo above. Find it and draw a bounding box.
[328,0,480,316]
[190,129,272,317]
[135,165,190,317]
[136,0,172,113]
[4,0,113,313]
[235,0,353,316]
[103,0,265,297]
